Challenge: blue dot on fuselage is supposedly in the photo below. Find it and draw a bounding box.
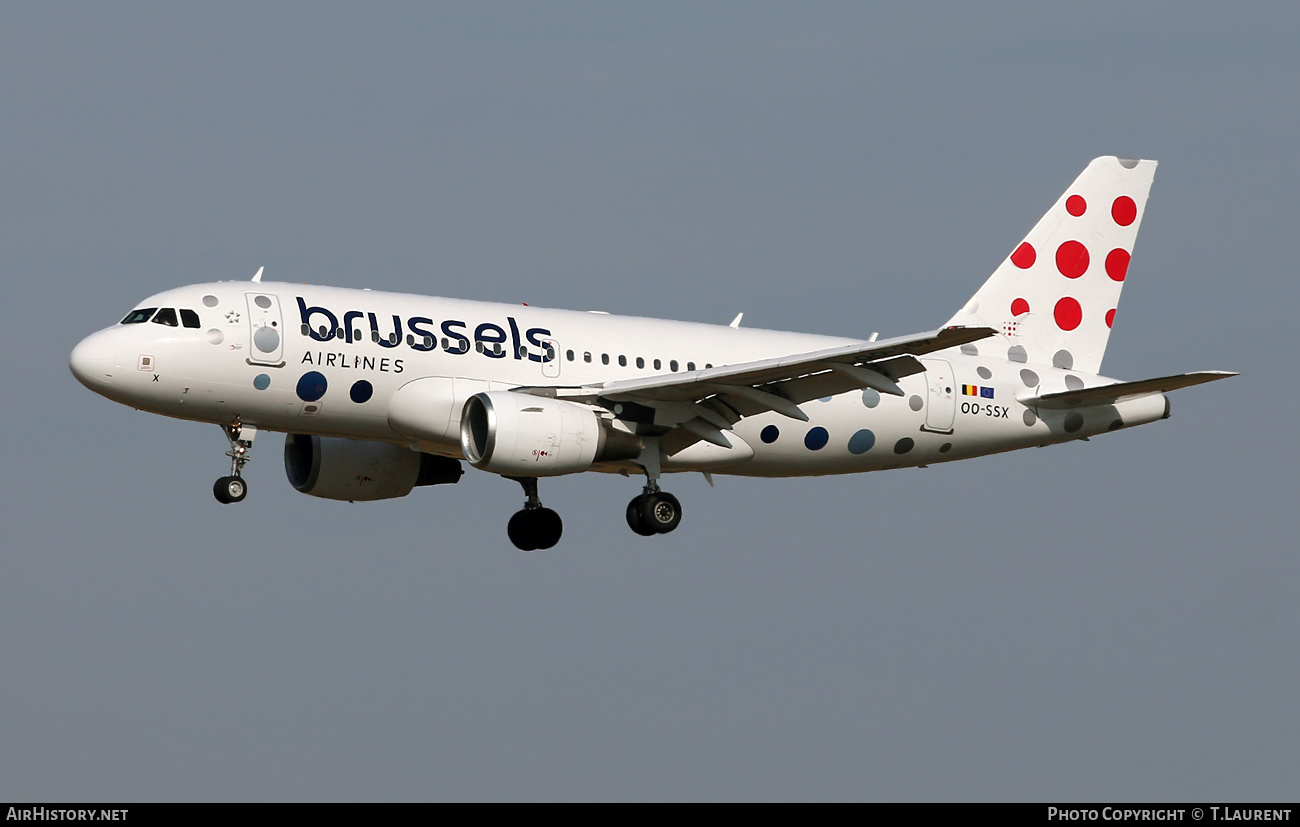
[848,429,875,455]
[760,425,780,444]
[296,371,327,402]
[252,374,270,390]
[349,380,374,404]
[804,427,829,451]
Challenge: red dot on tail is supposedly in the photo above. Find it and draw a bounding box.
[1105,308,1116,328]
[1055,240,1089,279]
[1112,196,1137,226]
[1011,298,1030,317]
[1054,297,1083,331]
[1010,242,1036,269]
[1105,248,1130,281]
[1066,195,1086,216]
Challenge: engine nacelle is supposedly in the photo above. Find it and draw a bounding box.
[284,433,463,501]
[460,392,642,476]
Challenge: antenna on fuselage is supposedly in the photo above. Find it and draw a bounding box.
[251,266,264,283]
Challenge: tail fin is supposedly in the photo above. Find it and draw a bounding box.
[946,156,1157,374]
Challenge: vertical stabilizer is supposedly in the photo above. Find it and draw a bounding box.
[945,156,1157,374]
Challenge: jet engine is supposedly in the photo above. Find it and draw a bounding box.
[460,392,642,476]
[284,433,463,501]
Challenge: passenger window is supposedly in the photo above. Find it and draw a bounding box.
[687,362,696,371]
[179,309,200,328]
[566,350,575,361]
[670,360,679,372]
[151,308,179,327]
[618,355,627,367]
[636,357,645,369]
[584,352,592,363]
[120,308,157,325]
[654,359,662,370]
[601,353,610,365]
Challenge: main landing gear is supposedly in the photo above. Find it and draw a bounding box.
[505,477,563,552]
[214,423,256,504]
[624,440,682,537]
[626,482,682,537]
[500,457,683,551]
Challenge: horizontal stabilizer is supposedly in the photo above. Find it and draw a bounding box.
[1021,370,1236,409]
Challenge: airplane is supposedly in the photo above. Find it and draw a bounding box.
[70,156,1234,551]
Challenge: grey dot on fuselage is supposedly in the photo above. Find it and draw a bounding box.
[1065,375,1084,391]
[909,395,924,412]
[1008,345,1028,363]
[861,388,880,408]
[1020,369,1039,387]
[977,366,992,380]
[254,327,280,353]
[1053,350,1074,370]
[1064,412,1084,433]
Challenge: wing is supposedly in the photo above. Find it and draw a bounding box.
[522,325,996,452]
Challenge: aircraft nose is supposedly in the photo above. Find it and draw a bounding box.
[69,331,117,389]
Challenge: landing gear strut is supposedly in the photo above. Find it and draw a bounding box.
[626,444,683,536]
[505,476,563,551]
[214,423,256,504]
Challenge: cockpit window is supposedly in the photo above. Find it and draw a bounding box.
[179,309,200,328]
[151,307,179,327]
[120,308,158,324]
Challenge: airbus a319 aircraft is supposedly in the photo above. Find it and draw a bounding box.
[71,157,1233,550]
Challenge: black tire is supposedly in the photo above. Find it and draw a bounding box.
[507,510,538,552]
[626,496,656,536]
[640,492,682,534]
[214,476,247,504]
[532,508,563,550]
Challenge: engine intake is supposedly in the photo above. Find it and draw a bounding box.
[460,392,642,476]
[285,434,463,501]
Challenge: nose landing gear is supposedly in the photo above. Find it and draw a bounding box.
[505,476,563,551]
[214,423,256,504]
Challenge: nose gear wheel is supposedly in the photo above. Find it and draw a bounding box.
[213,422,256,505]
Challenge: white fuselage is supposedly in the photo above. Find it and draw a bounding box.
[70,280,1166,478]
